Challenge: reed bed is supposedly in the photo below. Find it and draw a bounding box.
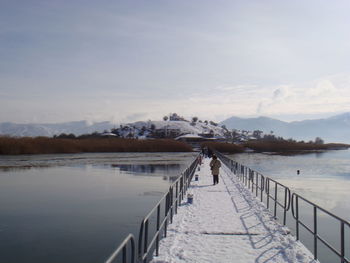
[0,137,193,155]
[244,141,350,153]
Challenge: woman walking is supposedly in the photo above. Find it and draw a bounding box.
[210,154,221,185]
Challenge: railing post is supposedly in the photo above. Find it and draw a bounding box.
[122,246,126,263]
[283,188,287,225]
[164,196,168,238]
[169,189,173,224]
[274,183,278,219]
[156,205,160,256]
[266,179,270,209]
[341,221,345,263]
[248,168,250,189]
[260,176,264,202]
[295,195,299,240]
[138,221,144,262]
[144,220,149,263]
[314,206,317,260]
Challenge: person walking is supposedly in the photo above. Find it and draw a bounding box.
[210,154,221,185]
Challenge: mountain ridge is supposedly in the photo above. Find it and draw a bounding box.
[220,113,350,143]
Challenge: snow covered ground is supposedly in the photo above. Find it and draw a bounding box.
[151,158,317,263]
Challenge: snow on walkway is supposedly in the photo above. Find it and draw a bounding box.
[151,158,317,263]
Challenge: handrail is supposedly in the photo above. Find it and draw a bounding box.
[291,193,350,263]
[215,150,290,225]
[265,177,291,225]
[105,234,136,263]
[138,155,200,263]
[105,155,199,263]
[215,150,350,263]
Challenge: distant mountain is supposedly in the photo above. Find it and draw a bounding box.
[220,113,350,143]
[0,121,116,137]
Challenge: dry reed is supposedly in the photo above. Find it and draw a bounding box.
[0,137,193,155]
[244,141,349,153]
[201,142,244,153]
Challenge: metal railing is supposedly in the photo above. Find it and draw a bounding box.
[265,177,291,225]
[215,150,350,263]
[215,150,291,226]
[106,155,200,263]
[292,193,350,263]
[105,234,136,263]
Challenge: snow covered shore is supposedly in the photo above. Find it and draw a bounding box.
[151,158,317,263]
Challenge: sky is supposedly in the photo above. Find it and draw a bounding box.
[1,0,350,124]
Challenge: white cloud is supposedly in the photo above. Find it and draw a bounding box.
[307,79,337,96]
[254,74,350,117]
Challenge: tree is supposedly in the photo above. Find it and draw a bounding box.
[56,133,76,139]
[315,137,324,144]
[209,121,218,126]
[253,130,263,139]
[163,116,168,121]
[204,120,208,125]
[192,116,198,123]
[150,124,156,131]
[111,128,120,137]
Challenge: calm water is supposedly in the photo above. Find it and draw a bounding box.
[229,149,350,262]
[0,152,196,263]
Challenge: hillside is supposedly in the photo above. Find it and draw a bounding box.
[220,113,350,143]
[0,120,225,138]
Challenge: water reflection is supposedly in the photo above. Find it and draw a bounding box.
[111,163,181,176]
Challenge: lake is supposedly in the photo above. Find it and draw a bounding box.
[0,152,197,263]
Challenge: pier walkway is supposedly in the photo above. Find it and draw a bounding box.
[150,157,316,263]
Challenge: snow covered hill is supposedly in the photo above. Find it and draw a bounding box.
[0,120,225,138]
[132,121,225,136]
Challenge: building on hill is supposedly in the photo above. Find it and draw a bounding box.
[198,133,214,138]
[169,113,187,121]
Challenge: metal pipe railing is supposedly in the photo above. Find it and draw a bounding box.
[105,234,136,263]
[215,150,350,263]
[106,154,200,263]
[264,177,291,225]
[291,193,350,263]
[138,155,199,262]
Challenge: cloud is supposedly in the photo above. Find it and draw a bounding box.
[272,85,291,100]
[254,74,350,118]
[123,113,149,123]
[256,102,264,114]
[307,79,337,97]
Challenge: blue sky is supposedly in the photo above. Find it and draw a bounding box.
[1,0,350,123]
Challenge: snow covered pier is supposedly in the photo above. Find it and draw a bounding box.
[151,158,316,263]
